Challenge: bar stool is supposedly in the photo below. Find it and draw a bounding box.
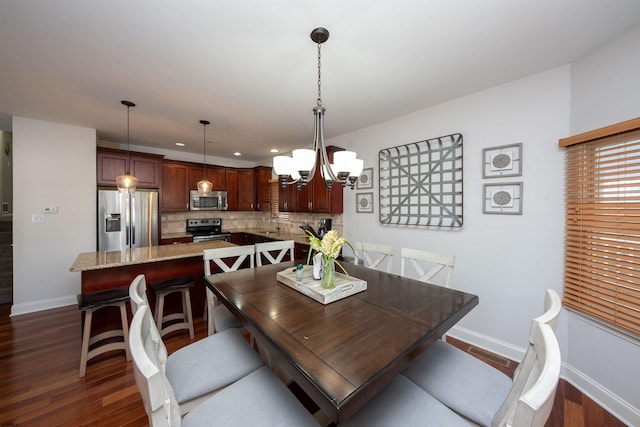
[77,286,131,378]
[148,276,195,339]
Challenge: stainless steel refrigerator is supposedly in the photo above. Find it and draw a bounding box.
[97,189,159,251]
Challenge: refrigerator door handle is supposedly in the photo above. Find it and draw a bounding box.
[131,198,136,245]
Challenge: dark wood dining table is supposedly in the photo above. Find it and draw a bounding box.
[204,260,478,424]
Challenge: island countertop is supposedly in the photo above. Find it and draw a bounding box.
[69,240,236,272]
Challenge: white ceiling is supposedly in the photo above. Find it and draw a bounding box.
[1,0,639,163]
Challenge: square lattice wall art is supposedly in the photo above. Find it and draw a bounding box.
[378,133,463,227]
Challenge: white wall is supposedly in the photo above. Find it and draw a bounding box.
[329,24,640,426]
[332,66,569,352]
[11,117,96,315]
[563,24,640,424]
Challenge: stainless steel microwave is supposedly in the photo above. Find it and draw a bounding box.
[189,190,228,211]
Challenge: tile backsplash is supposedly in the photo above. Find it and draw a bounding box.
[161,211,343,236]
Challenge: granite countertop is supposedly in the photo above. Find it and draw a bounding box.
[70,240,236,272]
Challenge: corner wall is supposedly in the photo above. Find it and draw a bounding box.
[11,117,96,315]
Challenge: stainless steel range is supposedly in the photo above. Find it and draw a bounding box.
[187,218,231,242]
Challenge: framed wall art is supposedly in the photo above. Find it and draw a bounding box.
[356,192,374,213]
[483,182,523,215]
[356,167,374,190]
[482,143,522,178]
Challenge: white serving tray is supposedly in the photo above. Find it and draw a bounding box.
[276,266,367,305]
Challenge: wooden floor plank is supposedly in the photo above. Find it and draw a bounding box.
[0,303,628,426]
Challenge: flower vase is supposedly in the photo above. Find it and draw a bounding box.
[321,257,337,289]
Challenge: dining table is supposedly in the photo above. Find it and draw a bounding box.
[204,260,478,424]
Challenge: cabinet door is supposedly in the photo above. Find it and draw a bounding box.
[131,155,161,188]
[255,167,272,211]
[309,147,344,213]
[97,150,161,188]
[278,180,296,212]
[160,163,189,211]
[189,166,226,191]
[237,170,256,211]
[225,170,238,210]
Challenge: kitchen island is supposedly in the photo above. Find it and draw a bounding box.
[70,241,237,318]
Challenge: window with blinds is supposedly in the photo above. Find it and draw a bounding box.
[560,119,640,336]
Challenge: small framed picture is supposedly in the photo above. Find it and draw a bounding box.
[482,143,522,178]
[356,192,374,213]
[483,182,523,215]
[356,167,374,189]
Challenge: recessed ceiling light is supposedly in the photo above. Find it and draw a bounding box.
[175,142,185,147]
[233,152,241,156]
[270,148,279,153]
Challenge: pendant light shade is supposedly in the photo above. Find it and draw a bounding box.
[197,120,213,195]
[116,100,138,193]
[273,27,362,190]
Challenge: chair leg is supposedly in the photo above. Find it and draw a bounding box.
[79,309,93,378]
[155,294,165,335]
[119,302,131,361]
[182,289,195,339]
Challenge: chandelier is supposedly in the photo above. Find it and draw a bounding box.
[273,27,363,190]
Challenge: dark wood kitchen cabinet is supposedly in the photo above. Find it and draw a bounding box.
[97,147,163,188]
[238,169,256,211]
[160,162,189,212]
[255,166,272,212]
[188,166,226,191]
[226,169,255,211]
[278,146,343,213]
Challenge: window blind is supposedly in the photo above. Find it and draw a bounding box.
[563,128,640,336]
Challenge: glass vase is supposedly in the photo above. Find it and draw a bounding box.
[321,257,337,289]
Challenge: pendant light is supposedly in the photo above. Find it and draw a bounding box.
[273,27,363,190]
[197,120,213,195]
[116,100,138,193]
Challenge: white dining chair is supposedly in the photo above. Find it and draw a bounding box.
[255,240,294,267]
[203,246,255,336]
[355,242,394,273]
[344,320,561,427]
[402,289,562,427]
[400,247,455,287]
[128,276,264,416]
[129,305,319,427]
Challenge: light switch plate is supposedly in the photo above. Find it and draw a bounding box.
[32,214,45,223]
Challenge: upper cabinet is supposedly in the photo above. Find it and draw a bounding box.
[278,146,344,214]
[159,159,270,213]
[227,169,256,211]
[255,167,272,212]
[188,166,226,191]
[97,147,163,188]
[160,161,189,212]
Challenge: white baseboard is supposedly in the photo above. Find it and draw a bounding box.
[10,294,76,316]
[448,325,527,362]
[563,363,640,427]
[447,325,639,427]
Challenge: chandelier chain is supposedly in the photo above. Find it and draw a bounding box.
[317,41,322,107]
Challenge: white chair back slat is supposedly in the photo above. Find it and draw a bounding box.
[130,305,181,427]
[203,246,255,275]
[129,274,150,314]
[400,247,455,287]
[255,240,295,266]
[357,242,394,273]
[496,322,561,427]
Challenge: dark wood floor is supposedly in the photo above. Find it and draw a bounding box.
[0,303,627,426]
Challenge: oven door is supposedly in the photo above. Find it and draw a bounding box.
[192,233,231,243]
